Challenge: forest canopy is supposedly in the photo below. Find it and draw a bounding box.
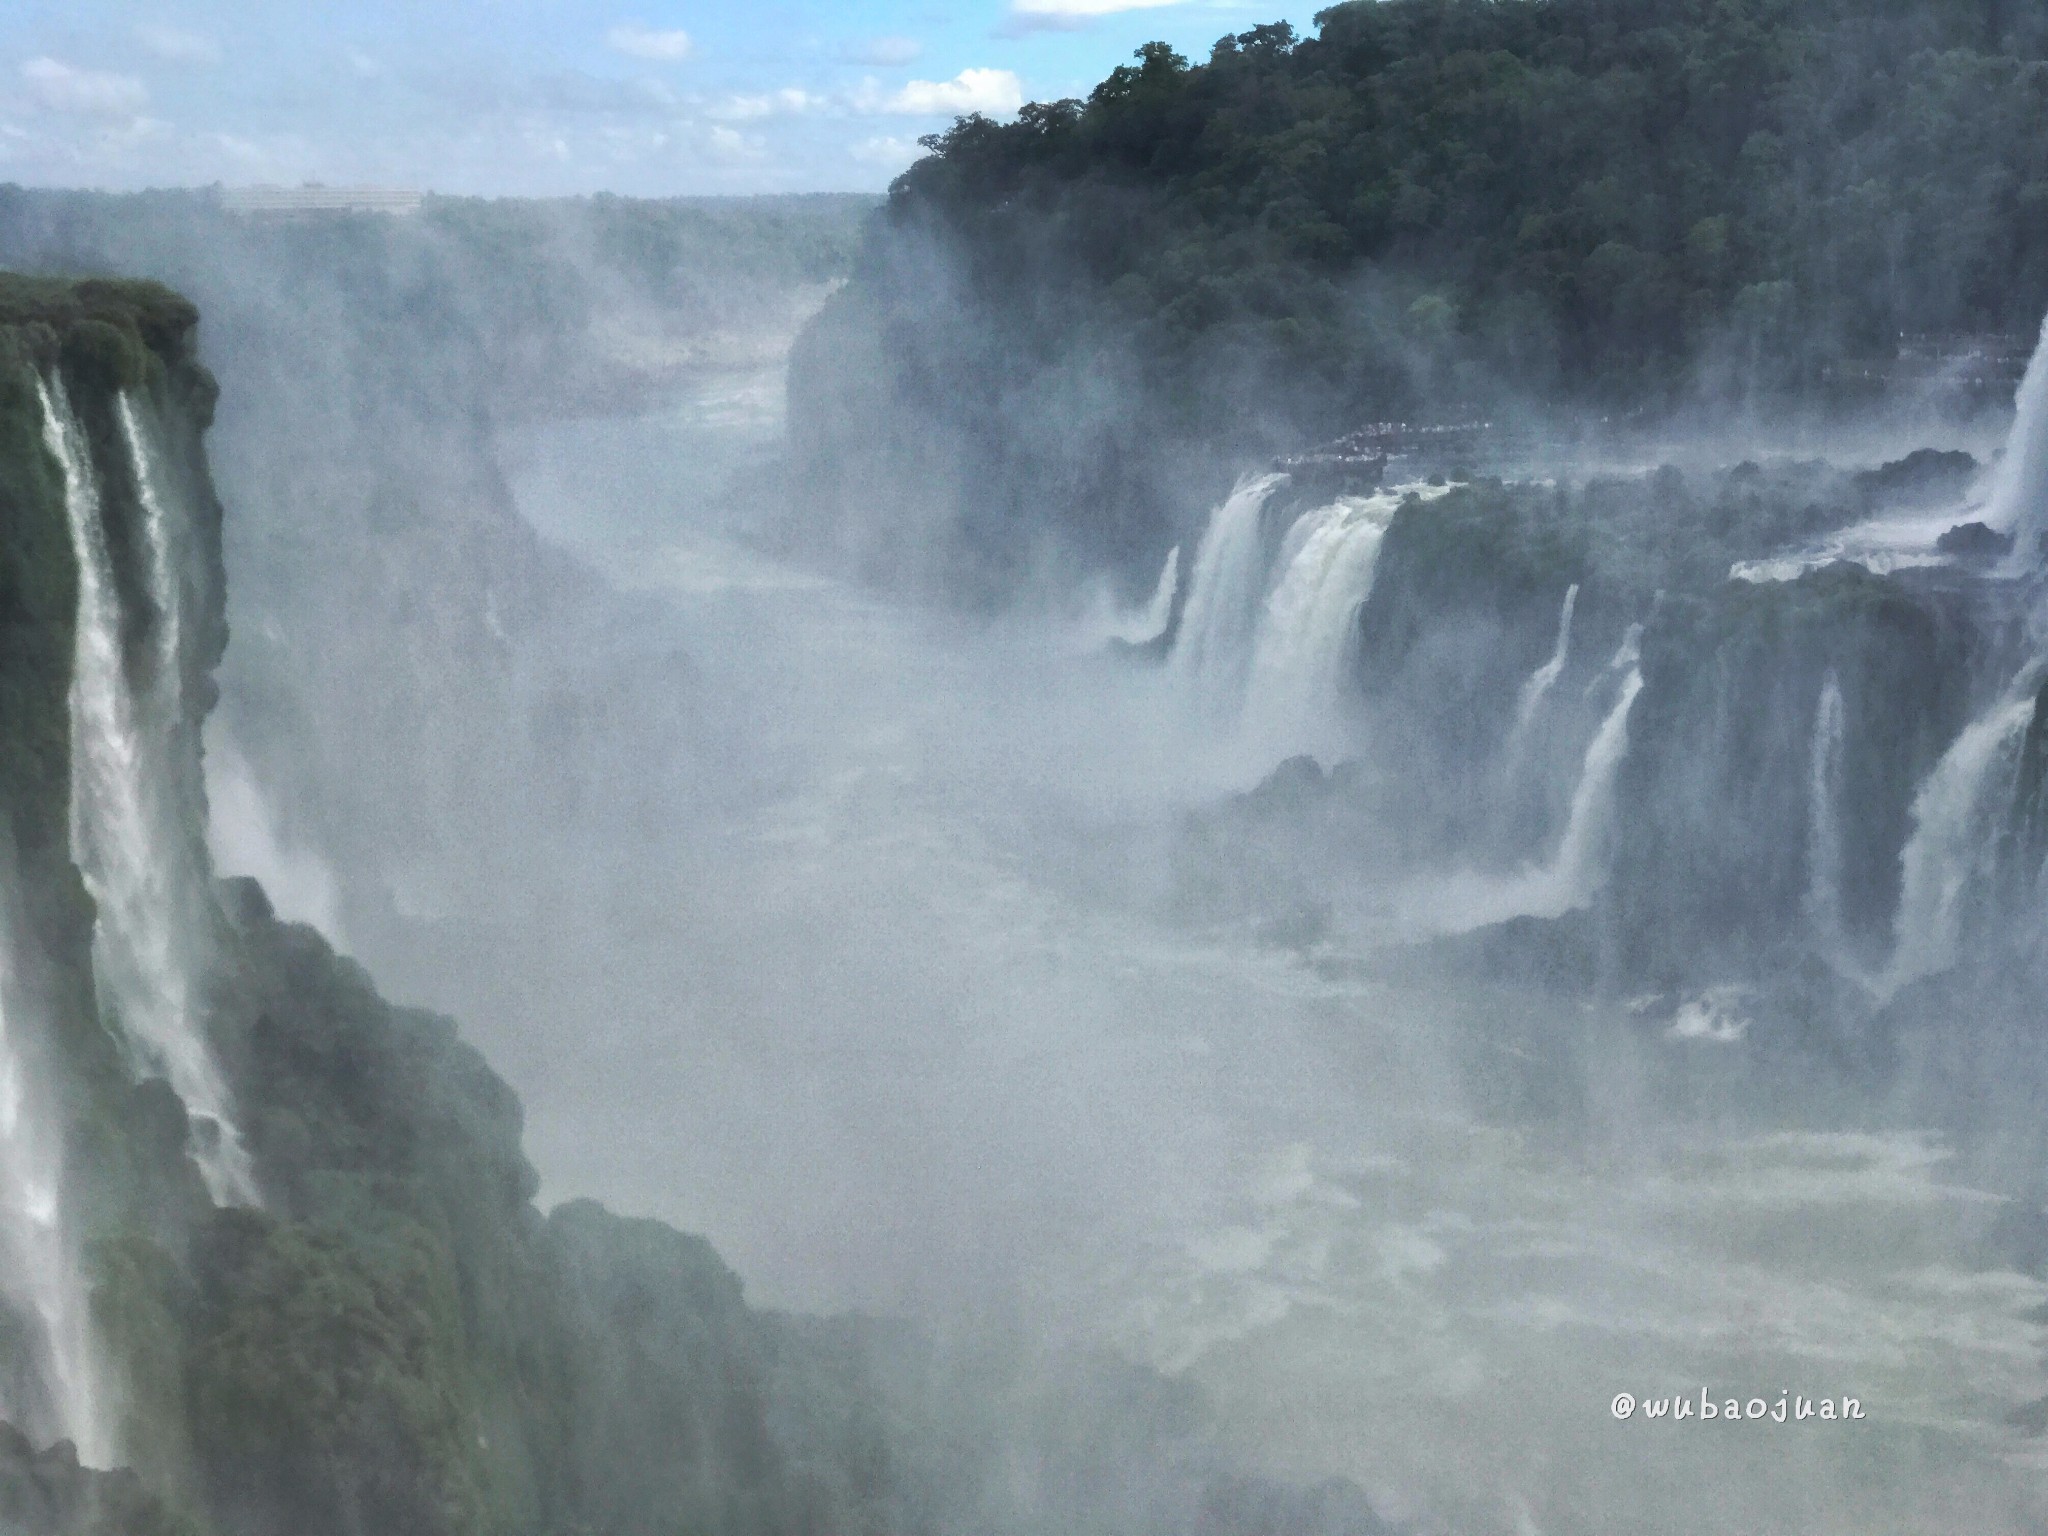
[881,0,2048,408]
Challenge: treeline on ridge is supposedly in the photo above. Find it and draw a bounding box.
[791,0,2048,598]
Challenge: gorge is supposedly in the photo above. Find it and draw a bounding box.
[8,4,2048,1532]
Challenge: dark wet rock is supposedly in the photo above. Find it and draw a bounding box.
[0,1423,191,1536]
[1936,520,2015,560]
[1856,448,1979,512]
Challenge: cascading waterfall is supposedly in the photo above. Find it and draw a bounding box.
[118,397,188,724]
[1407,644,1645,934]
[1986,310,2048,566]
[1804,671,1850,953]
[1171,473,1285,712]
[38,377,254,1206]
[1501,584,1580,778]
[1541,656,1646,911]
[0,930,104,1464]
[1239,495,1400,756]
[1130,545,1179,645]
[1086,545,1181,648]
[1881,689,2040,997]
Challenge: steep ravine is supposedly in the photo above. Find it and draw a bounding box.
[0,275,961,1536]
[0,280,1394,1536]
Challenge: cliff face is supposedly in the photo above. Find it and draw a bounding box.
[0,276,1395,1536]
[1299,463,2023,994]
[0,276,904,1536]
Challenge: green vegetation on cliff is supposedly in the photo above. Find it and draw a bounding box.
[0,280,916,1536]
[794,0,2048,597]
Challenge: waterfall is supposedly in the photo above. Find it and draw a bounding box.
[0,928,104,1464]
[1501,584,1580,778]
[1407,651,1645,935]
[37,377,255,1206]
[1804,672,1849,951]
[1171,473,1285,712]
[1881,691,2039,997]
[1987,310,2048,565]
[1542,660,1646,910]
[118,397,188,723]
[1132,545,1180,644]
[1239,495,1399,756]
[1093,545,1180,647]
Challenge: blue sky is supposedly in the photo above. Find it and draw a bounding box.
[2,1,1332,195]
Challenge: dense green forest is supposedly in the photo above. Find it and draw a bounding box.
[791,0,2048,599]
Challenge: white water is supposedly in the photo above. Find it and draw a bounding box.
[1805,671,1850,952]
[1533,660,1645,911]
[1500,583,1579,778]
[1127,545,1180,644]
[1171,473,1285,714]
[1239,494,1400,757]
[0,927,104,1463]
[1986,310,2048,564]
[1173,478,1456,765]
[1730,306,2048,583]
[1882,691,2039,997]
[1402,651,1645,936]
[118,398,187,724]
[39,379,254,1205]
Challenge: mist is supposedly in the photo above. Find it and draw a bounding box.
[225,226,2048,1532]
[8,8,2048,1532]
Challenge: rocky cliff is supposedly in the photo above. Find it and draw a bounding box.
[0,275,907,1536]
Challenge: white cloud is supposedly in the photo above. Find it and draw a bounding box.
[135,24,222,65]
[1011,0,1184,12]
[847,36,923,67]
[884,68,1024,117]
[850,135,921,169]
[606,24,695,62]
[712,87,820,121]
[22,57,149,117]
[707,124,766,161]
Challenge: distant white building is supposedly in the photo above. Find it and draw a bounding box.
[219,184,423,216]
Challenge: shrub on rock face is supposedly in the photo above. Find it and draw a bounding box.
[59,319,150,396]
[185,1208,483,1536]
